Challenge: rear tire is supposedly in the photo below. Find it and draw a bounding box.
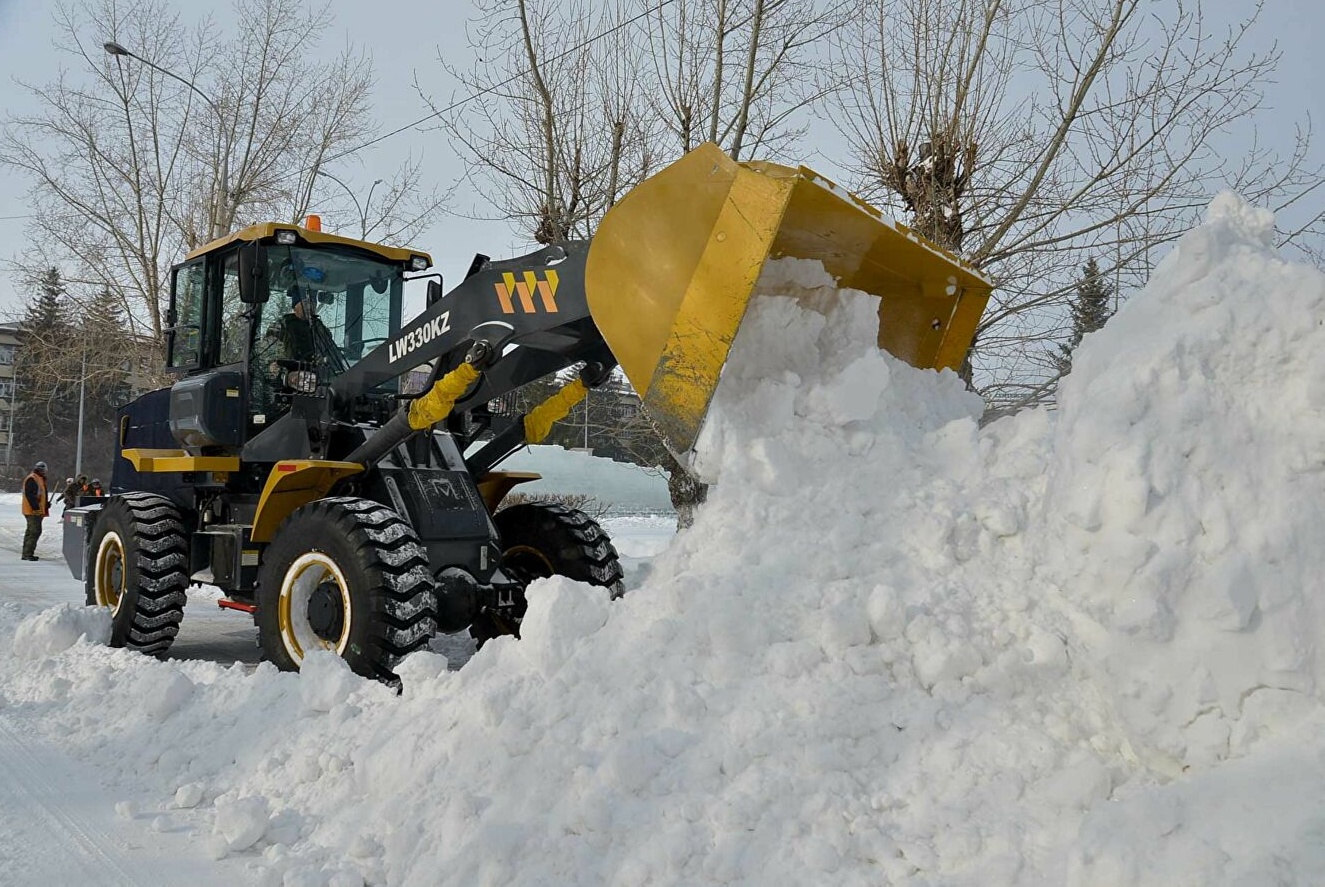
[86,493,189,657]
[255,497,437,680]
[473,502,624,642]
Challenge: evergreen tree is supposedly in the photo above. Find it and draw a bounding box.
[13,267,79,476]
[25,268,67,332]
[84,285,125,336]
[77,286,136,480]
[12,273,136,481]
[1056,257,1115,375]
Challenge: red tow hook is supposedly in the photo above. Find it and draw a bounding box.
[217,598,257,614]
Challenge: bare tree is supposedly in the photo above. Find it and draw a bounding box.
[826,0,1325,413]
[2,0,445,353]
[645,0,848,160]
[432,0,847,519]
[316,157,446,244]
[429,0,693,514]
[427,0,657,244]
[8,267,151,479]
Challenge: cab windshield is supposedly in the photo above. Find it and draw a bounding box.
[252,243,403,378]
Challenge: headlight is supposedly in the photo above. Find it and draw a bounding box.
[275,230,297,245]
[409,254,429,271]
[283,370,319,394]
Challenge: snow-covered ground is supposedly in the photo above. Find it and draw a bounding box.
[2,193,1324,885]
[0,489,674,885]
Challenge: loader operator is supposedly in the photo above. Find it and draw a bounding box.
[251,286,335,417]
[264,287,331,370]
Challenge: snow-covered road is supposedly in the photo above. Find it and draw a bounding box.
[0,710,251,886]
[0,507,260,885]
[0,499,676,886]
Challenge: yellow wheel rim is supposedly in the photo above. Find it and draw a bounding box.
[94,531,126,612]
[278,552,352,664]
[503,544,554,579]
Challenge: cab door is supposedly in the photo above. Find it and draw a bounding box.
[166,260,205,372]
[166,250,247,450]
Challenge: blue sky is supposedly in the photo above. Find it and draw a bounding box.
[0,0,1321,319]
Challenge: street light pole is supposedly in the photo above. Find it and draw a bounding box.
[363,178,384,237]
[75,347,86,477]
[103,41,231,240]
[4,371,14,468]
[319,171,384,239]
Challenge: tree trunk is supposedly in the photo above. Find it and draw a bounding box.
[662,450,708,530]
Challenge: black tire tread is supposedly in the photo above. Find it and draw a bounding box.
[473,502,624,643]
[258,497,436,678]
[498,502,625,590]
[320,497,437,668]
[97,493,190,657]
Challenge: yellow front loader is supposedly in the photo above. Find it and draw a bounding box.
[66,142,991,679]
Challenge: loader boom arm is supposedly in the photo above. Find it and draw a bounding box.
[335,142,992,463]
[331,241,613,410]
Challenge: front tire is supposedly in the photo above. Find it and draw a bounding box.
[86,493,189,657]
[473,502,624,642]
[255,497,437,679]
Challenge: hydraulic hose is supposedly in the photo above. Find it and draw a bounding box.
[523,378,588,444]
[346,361,480,467]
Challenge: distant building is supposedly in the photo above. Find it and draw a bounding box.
[0,318,160,474]
[612,389,640,421]
[0,322,18,466]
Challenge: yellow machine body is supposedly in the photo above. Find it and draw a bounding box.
[250,460,364,543]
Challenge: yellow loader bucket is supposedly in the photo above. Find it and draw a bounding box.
[585,142,993,456]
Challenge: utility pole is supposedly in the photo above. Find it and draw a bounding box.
[320,172,384,239]
[4,372,14,468]
[75,347,86,477]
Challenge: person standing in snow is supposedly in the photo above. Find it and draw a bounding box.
[20,460,50,561]
[58,476,77,510]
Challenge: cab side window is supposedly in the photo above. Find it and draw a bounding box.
[218,253,247,366]
[169,261,205,368]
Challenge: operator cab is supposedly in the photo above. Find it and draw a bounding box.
[162,218,431,454]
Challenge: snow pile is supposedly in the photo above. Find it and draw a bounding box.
[11,603,110,659]
[1,193,1324,885]
[1035,193,1325,776]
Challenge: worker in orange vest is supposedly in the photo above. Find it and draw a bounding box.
[21,460,50,561]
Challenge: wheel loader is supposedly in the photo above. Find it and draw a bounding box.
[62,143,992,680]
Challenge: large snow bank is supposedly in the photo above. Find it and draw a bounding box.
[1034,194,1325,776]
[1,193,1324,885]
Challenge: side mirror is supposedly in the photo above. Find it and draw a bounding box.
[426,278,444,307]
[238,242,269,304]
